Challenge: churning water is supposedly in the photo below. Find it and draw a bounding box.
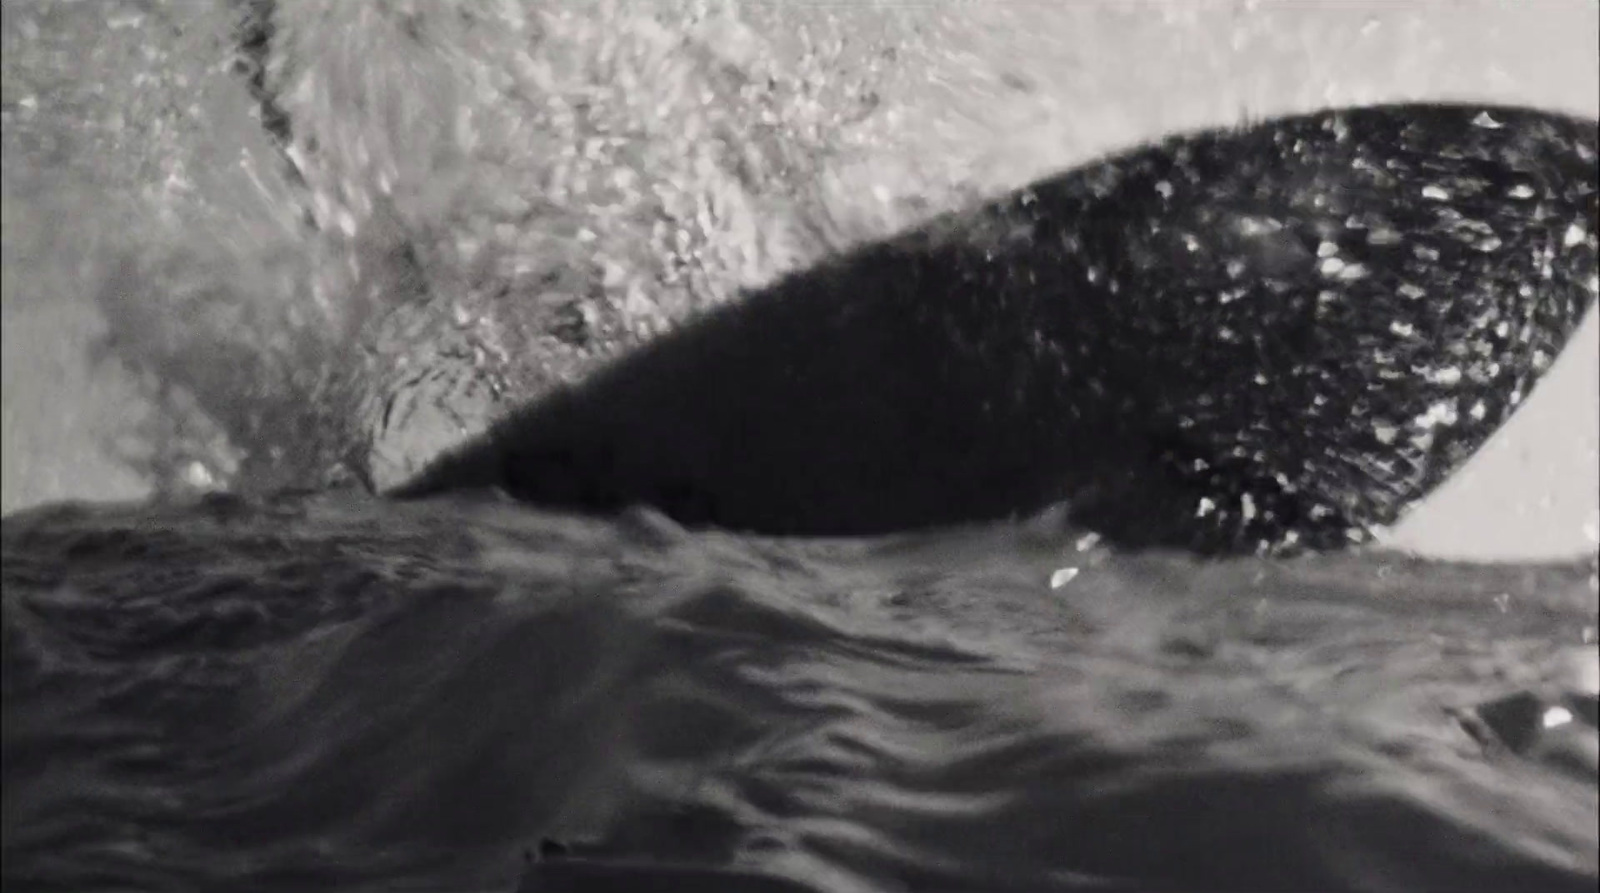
[4,492,1596,892]
[3,3,1598,892]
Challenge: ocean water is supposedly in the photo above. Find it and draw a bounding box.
[4,3,1599,892]
[3,491,1596,892]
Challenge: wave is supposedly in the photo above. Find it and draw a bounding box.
[4,492,1594,891]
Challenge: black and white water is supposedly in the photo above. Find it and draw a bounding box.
[2,4,1598,892]
[4,491,1597,892]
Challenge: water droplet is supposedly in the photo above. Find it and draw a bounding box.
[183,462,214,489]
[1049,567,1080,589]
[1413,399,1459,428]
[1541,706,1574,729]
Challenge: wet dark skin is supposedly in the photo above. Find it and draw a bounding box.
[396,103,1599,557]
